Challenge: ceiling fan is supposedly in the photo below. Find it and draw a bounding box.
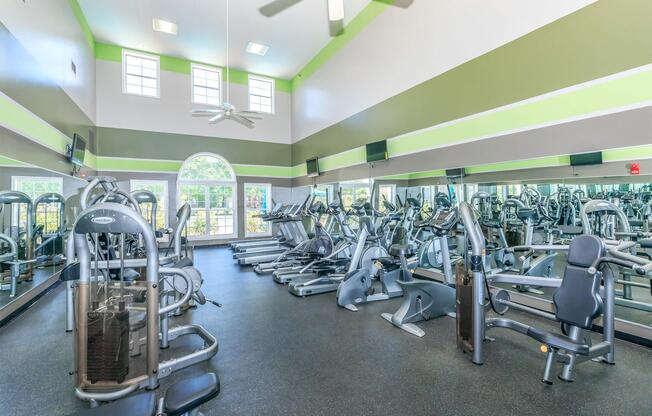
[259,0,414,37]
[192,0,262,128]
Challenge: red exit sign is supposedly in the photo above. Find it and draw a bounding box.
[630,163,640,175]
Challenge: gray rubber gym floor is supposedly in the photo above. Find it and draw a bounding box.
[1,246,651,416]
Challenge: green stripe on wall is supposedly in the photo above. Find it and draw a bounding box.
[0,94,69,154]
[389,67,652,157]
[292,1,652,164]
[603,145,652,163]
[465,156,571,175]
[291,1,391,90]
[0,156,30,167]
[292,65,652,176]
[68,0,95,52]
[95,43,292,93]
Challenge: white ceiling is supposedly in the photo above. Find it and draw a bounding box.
[78,0,373,80]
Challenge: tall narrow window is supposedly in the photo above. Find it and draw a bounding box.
[177,153,237,239]
[130,179,169,228]
[248,75,274,114]
[244,183,272,237]
[122,50,160,97]
[192,64,222,106]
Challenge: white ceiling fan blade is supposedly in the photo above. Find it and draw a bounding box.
[209,113,226,124]
[237,113,262,120]
[238,110,261,115]
[231,114,255,128]
[192,109,223,117]
[327,0,344,21]
[259,0,304,17]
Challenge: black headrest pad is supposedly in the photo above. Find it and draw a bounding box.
[567,235,604,268]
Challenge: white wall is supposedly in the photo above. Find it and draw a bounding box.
[291,0,596,142]
[96,59,292,144]
[1,0,97,122]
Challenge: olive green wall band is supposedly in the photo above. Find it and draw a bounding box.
[290,64,652,174]
[96,127,292,167]
[292,0,652,164]
[0,23,96,152]
[96,156,293,178]
[95,43,292,93]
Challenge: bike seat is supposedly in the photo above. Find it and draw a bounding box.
[526,327,590,355]
[164,372,220,416]
[66,392,155,416]
[389,244,410,257]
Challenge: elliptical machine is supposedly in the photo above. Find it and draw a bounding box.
[336,214,408,311]
[381,207,457,337]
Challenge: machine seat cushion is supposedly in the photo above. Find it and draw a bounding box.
[66,392,155,416]
[389,244,410,257]
[553,235,604,329]
[629,220,644,227]
[164,372,220,416]
[526,327,590,355]
[638,238,652,249]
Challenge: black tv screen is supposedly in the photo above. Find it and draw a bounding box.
[366,140,388,163]
[70,133,86,166]
[570,152,602,166]
[446,168,465,178]
[306,158,319,177]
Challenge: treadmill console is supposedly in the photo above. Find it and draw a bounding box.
[432,208,458,233]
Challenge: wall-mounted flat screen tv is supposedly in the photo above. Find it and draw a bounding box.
[445,168,466,178]
[366,140,388,163]
[69,133,86,167]
[570,152,602,166]
[306,158,320,177]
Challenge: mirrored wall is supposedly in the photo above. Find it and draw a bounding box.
[0,156,87,323]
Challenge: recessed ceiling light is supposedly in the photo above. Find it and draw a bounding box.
[246,41,269,56]
[152,18,178,35]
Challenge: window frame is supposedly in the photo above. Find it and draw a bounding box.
[191,63,222,106]
[122,49,160,98]
[248,74,275,114]
[176,152,237,240]
[11,176,64,230]
[244,182,273,238]
[130,179,169,228]
[378,184,396,210]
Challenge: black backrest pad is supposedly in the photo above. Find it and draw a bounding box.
[553,235,604,329]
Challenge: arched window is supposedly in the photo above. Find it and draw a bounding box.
[177,153,236,239]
